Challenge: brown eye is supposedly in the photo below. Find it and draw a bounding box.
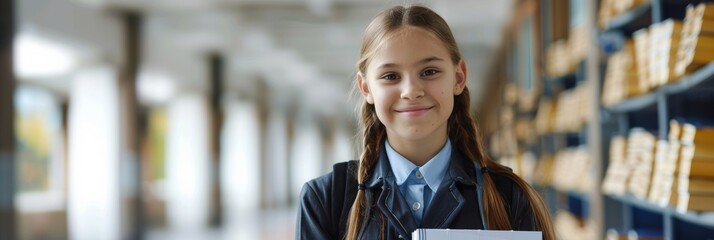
[381,73,398,80]
[422,69,439,77]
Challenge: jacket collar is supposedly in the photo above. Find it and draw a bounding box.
[365,140,482,235]
[446,148,478,187]
[363,143,392,188]
[419,148,478,228]
[363,139,477,189]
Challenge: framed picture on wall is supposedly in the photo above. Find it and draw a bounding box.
[14,85,66,212]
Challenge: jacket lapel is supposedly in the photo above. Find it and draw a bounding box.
[365,145,415,237]
[363,141,481,235]
[420,147,477,228]
[419,180,464,228]
[377,179,418,236]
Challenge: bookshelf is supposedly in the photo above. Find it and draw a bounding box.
[486,0,714,239]
[605,62,714,113]
[600,0,714,239]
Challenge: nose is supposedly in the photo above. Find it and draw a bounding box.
[400,75,424,100]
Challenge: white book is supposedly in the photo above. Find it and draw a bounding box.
[412,229,542,240]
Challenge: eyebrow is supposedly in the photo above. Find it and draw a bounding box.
[376,56,446,70]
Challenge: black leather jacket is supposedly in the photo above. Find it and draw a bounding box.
[296,147,536,240]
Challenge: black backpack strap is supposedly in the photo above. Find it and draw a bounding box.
[332,160,359,238]
[472,162,488,229]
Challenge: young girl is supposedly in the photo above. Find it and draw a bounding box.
[297,5,555,240]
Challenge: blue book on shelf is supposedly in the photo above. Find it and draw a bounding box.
[412,229,542,240]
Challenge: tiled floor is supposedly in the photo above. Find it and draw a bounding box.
[147,207,297,240]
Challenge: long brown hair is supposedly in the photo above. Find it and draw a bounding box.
[346,5,555,240]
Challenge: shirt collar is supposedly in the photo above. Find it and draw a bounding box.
[385,138,452,192]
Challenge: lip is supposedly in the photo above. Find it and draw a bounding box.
[396,106,433,116]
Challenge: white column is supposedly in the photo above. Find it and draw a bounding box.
[165,92,211,231]
[67,65,121,240]
[290,118,324,199]
[220,100,261,223]
[265,109,289,207]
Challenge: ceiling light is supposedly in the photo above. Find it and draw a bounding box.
[14,33,79,79]
[138,70,176,105]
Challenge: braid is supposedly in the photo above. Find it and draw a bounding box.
[449,88,512,229]
[450,88,555,240]
[345,102,386,240]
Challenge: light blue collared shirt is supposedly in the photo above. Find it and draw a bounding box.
[385,138,452,225]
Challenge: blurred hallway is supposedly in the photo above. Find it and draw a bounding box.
[7,0,714,239]
[1,0,514,239]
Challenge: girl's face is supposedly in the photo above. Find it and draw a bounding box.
[358,26,467,146]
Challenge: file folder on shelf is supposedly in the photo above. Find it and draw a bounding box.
[412,229,542,240]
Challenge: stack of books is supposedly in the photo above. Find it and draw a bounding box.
[553,84,591,133]
[488,106,518,158]
[546,26,590,78]
[633,29,651,92]
[534,154,555,187]
[602,41,644,106]
[625,129,656,200]
[602,136,629,195]
[648,120,681,206]
[645,139,669,203]
[648,19,684,88]
[630,19,685,93]
[546,40,575,77]
[499,152,537,184]
[553,90,577,132]
[676,123,714,212]
[675,3,714,76]
[515,119,535,145]
[555,211,597,240]
[412,229,542,240]
[552,147,593,192]
[569,26,589,67]
[535,99,556,135]
[488,127,517,158]
[606,229,664,240]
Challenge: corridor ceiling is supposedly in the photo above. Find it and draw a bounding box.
[21,0,514,119]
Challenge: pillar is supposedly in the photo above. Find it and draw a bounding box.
[208,53,224,227]
[165,92,211,231]
[0,0,17,238]
[117,11,144,240]
[67,65,122,240]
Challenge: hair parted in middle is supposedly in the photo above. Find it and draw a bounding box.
[345,5,555,240]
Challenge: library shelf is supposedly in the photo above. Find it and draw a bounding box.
[607,194,714,229]
[546,72,577,90]
[605,92,658,113]
[605,61,714,113]
[604,3,652,34]
[664,62,714,95]
[566,190,590,205]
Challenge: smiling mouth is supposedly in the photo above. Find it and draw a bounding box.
[396,106,433,116]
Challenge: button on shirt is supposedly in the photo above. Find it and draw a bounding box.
[385,139,452,225]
